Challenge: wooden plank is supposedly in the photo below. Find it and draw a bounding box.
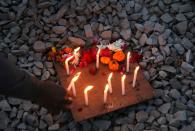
[55,63,155,122]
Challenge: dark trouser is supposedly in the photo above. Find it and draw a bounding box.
[0,53,40,102]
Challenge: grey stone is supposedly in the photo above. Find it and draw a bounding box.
[135,23,144,32]
[162,29,172,39]
[175,21,188,35]
[32,66,42,76]
[161,125,168,131]
[52,26,66,34]
[19,45,29,52]
[0,100,11,111]
[33,41,46,53]
[158,35,166,45]
[179,4,192,13]
[157,117,167,125]
[68,37,85,46]
[120,29,131,40]
[181,126,193,131]
[7,97,22,105]
[101,30,112,39]
[22,101,33,111]
[17,123,26,130]
[159,71,167,78]
[158,103,171,114]
[175,14,186,21]
[48,124,60,131]
[121,124,129,131]
[25,114,36,126]
[84,24,93,38]
[136,111,148,122]
[169,89,181,99]
[146,34,157,45]
[34,61,44,69]
[139,33,147,46]
[174,44,185,55]
[174,110,187,121]
[41,71,50,80]
[186,50,193,63]
[169,78,182,89]
[45,62,53,68]
[55,5,67,20]
[43,114,53,126]
[144,21,154,33]
[181,37,193,49]
[120,18,130,29]
[181,62,194,72]
[161,13,173,23]
[154,23,164,33]
[0,112,9,130]
[93,120,111,130]
[39,120,47,129]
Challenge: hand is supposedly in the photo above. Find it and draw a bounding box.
[37,81,72,113]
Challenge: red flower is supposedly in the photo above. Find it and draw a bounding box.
[100,48,112,57]
[129,51,143,63]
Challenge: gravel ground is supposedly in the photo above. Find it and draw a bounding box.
[0,0,195,131]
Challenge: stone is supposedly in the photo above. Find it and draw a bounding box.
[154,55,164,63]
[158,35,166,45]
[45,62,53,68]
[169,89,181,99]
[139,33,147,46]
[169,78,182,89]
[121,124,129,131]
[52,26,66,34]
[93,120,111,130]
[7,97,22,105]
[159,71,167,78]
[120,18,130,29]
[161,13,173,23]
[120,29,131,40]
[41,71,50,80]
[0,112,9,130]
[186,50,193,63]
[175,21,188,35]
[55,5,67,20]
[175,14,186,21]
[174,44,185,55]
[157,117,167,125]
[43,114,53,126]
[101,30,112,39]
[39,120,47,129]
[33,41,46,53]
[135,23,144,32]
[154,23,164,33]
[34,61,44,69]
[22,101,33,111]
[136,111,148,122]
[146,34,157,45]
[48,124,60,131]
[68,37,85,46]
[181,62,194,72]
[181,126,193,131]
[17,123,26,130]
[25,114,36,126]
[19,45,29,52]
[84,24,93,38]
[174,111,187,121]
[33,66,42,76]
[158,103,171,114]
[179,4,192,13]
[0,100,11,111]
[181,37,193,50]
[144,21,154,33]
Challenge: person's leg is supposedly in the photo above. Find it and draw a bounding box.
[0,53,69,111]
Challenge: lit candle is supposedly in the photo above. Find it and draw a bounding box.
[96,49,101,69]
[121,74,126,95]
[104,84,109,104]
[133,66,140,88]
[73,47,80,54]
[107,72,113,94]
[126,51,131,73]
[67,72,81,97]
[84,85,94,106]
[65,56,73,75]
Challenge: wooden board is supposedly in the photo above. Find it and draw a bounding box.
[55,63,154,122]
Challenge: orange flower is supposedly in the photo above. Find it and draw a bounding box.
[113,51,125,62]
[100,57,111,64]
[64,47,72,54]
[108,60,119,71]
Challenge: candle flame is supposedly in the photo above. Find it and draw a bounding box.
[122,74,126,80]
[74,47,80,54]
[127,51,131,58]
[84,85,94,94]
[72,72,81,82]
[104,84,109,93]
[108,72,113,80]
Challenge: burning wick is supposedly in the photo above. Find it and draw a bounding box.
[133,66,140,88]
[67,72,81,97]
[104,84,109,104]
[96,49,101,69]
[65,56,73,75]
[84,86,94,106]
[126,51,131,73]
[107,72,113,94]
[121,74,126,95]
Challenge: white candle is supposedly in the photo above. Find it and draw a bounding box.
[96,49,101,69]
[65,56,73,75]
[84,85,94,106]
[121,75,126,95]
[67,72,81,97]
[73,47,80,54]
[107,72,113,94]
[133,66,140,88]
[104,84,109,104]
[126,51,131,73]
